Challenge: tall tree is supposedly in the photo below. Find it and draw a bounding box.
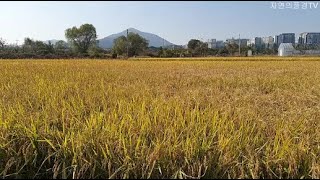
[22,38,53,55]
[112,33,148,57]
[188,39,201,50]
[187,39,201,56]
[65,24,97,54]
[158,46,164,57]
[112,36,127,56]
[199,42,208,56]
[127,32,148,56]
[226,43,239,56]
[53,40,69,56]
[54,41,68,51]
[0,38,5,48]
[187,39,209,56]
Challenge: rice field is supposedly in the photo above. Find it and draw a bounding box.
[0,58,319,179]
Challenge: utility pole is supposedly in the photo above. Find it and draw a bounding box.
[238,34,241,56]
[127,29,129,58]
[162,37,164,47]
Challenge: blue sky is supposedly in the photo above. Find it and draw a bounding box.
[1,1,320,45]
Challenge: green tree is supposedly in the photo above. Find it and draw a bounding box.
[54,41,68,51]
[187,39,201,50]
[208,48,219,56]
[112,36,127,56]
[199,42,208,56]
[65,24,97,54]
[0,38,5,49]
[88,44,104,57]
[187,39,209,57]
[225,43,239,56]
[217,48,229,56]
[23,38,33,52]
[158,46,164,57]
[163,48,174,57]
[54,40,70,56]
[187,39,201,56]
[112,33,148,57]
[127,32,148,57]
[22,38,52,55]
[45,41,54,54]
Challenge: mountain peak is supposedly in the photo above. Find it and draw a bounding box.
[99,29,175,49]
[126,28,140,33]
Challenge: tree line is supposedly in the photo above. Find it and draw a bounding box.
[0,24,106,59]
[0,23,279,59]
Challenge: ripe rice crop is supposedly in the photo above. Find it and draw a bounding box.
[0,58,319,179]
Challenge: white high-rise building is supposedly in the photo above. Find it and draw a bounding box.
[208,39,224,49]
[247,37,263,48]
[208,39,217,49]
[262,36,274,49]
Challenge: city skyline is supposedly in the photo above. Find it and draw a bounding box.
[1,1,320,45]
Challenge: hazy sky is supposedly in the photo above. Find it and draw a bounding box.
[1,1,320,45]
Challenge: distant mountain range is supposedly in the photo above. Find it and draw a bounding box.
[98,28,175,49]
[44,28,176,49]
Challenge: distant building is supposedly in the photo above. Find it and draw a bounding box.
[262,36,274,49]
[208,39,217,49]
[274,35,279,45]
[208,39,224,49]
[275,33,295,46]
[247,37,263,48]
[226,38,249,47]
[216,41,225,48]
[298,36,303,45]
[299,32,320,45]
